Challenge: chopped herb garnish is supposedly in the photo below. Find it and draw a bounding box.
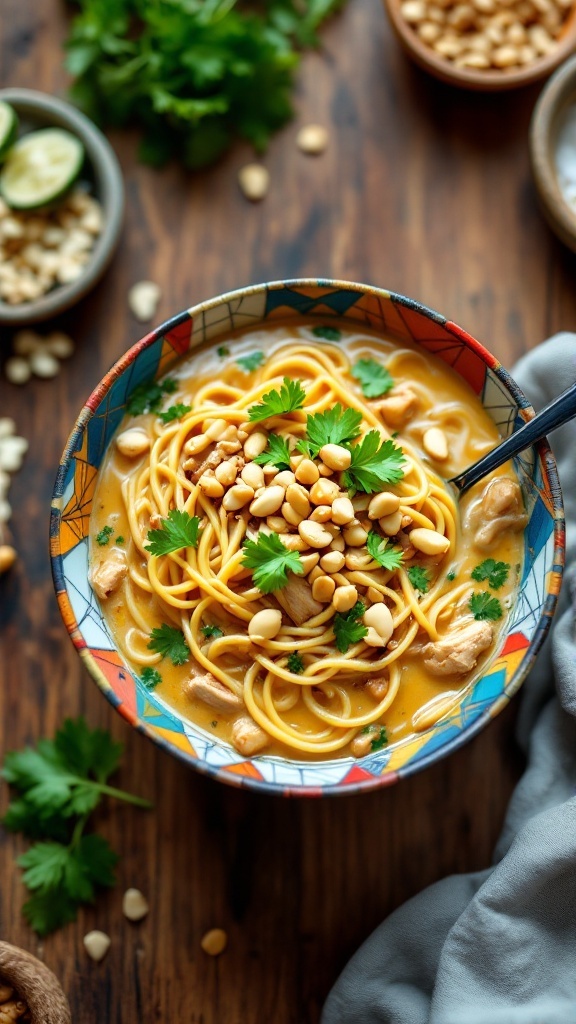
[362,725,388,751]
[311,325,341,341]
[95,525,113,546]
[407,566,431,594]
[351,359,395,399]
[115,536,124,545]
[242,532,303,593]
[446,570,456,582]
[469,592,503,622]
[201,624,224,639]
[287,651,304,674]
[145,509,202,557]
[147,624,190,665]
[248,377,306,422]
[211,720,218,728]
[333,601,368,653]
[343,432,405,493]
[237,351,265,373]
[296,403,362,458]
[217,346,230,358]
[126,377,177,416]
[366,531,404,571]
[140,667,162,690]
[471,559,510,590]
[159,403,192,424]
[253,433,291,471]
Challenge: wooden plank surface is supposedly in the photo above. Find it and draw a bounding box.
[0,1,574,1021]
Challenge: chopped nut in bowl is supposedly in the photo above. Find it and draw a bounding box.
[0,941,70,1024]
[383,0,576,90]
[0,88,123,326]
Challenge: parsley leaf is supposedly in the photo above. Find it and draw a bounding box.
[241,532,303,593]
[311,325,341,341]
[145,509,202,556]
[366,531,404,571]
[287,651,304,674]
[469,592,503,621]
[362,725,388,751]
[237,351,265,373]
[343,433,405,493]
[126,377,177,416]
[407,566,431,594]
[217,345,230,358]
[159,403,192,424]
[333,601,368,653]
[140,667,162,690]
[148,624,190,665]
[253,433,291,471]
[201,624,224,639]
[248,377,306,422]
[95,525,113,546]
[297,403,362,458]
[351,359,394,398]
[471,559,510,590]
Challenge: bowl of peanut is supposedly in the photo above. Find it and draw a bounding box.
[0,940,71,1024]
[384,0,576,90]
[0,88,124,326]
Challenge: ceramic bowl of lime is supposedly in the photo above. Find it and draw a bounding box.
[0,88,124,326]
[50,280,564,796]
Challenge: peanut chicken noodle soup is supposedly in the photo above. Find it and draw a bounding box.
[90,324,526,760]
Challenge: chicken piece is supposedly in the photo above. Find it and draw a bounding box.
[184,439,243,480]
[186,672,244,714]
[366,675,389,702]
[231,715,269,756]
[275,573,324,626]
[90,549,127,600]
[474,478,528,549]
[422,620,493,676]
[373,384,418,428]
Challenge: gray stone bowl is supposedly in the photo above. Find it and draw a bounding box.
[0,88,124,326]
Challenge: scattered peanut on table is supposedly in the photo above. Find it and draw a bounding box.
[4,329,75,385]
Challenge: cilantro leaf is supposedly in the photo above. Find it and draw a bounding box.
[446,570,457,581]
[311,325,341,341]
[366,531,404,571]
[469,592,503,621]
[22,886,79,937]
[237,351,265,373]
[95,525,113,546]
[116,536,124,545]
[471,559,510,590]
[127,377,177,416]
[201,624,224,639]
[362,725,388,751]
[343,433,405,493]
[53,717,123,785]
[253,433,291,471]
[351,359,394,399]
[140,667,162,690]
[333,601,368,653]
[159,403,192,424]
[148,624,190,665]
[145,509,202,556]
[297,403,362,458]
[287,651,304,674]
[217,345,230,358]
[248,377,306,422]
[241,533,303,593]
[407,566,431,594]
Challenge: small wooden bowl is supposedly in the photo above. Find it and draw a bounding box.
[530,54,576,250]
[0,941,71,1024]
[383,0,576,91]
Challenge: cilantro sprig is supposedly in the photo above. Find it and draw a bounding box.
[241,532,303,593]
[366,531,404,571]
[1,718,151,935]
[248,377,306,423]
[471,559,510,590]
[343,432,405,493]
[237,351,265,373]
[311,325,341,341]
[127,377,177,416]
[95,525,113,546]
[148,624,190,665]
[145,509,202,556]
[333,601,368,653]
[159,403,192,424]
[140,667,162,690]
[407,566,431,594]
[469,592,503,621]
[362,724,388,751]
[253,433,292,471]
[201,624,224,639]
[351,359,394,399]
[297,404,362,458]
[287,651,304,674]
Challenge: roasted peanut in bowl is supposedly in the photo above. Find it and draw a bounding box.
[50,279,564,796]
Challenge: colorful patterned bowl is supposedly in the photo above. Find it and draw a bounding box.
[50,281,565,796]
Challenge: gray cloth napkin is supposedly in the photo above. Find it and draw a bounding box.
[322,333,576,1024]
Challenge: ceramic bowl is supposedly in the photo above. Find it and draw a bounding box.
[0,940,71,1024]
[530,54,576,251]
[50,280,564,796]
[383,0,576,91]
[0,88,124,326]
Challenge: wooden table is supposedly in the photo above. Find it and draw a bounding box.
[1,1,574,1021]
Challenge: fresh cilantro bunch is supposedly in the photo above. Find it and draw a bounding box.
[65,0,343,169]
[2,718,151,935]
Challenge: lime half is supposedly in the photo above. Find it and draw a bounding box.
[0,101,18,162]
[0,127,84,210]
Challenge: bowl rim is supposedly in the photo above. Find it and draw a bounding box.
[529,53,576,252]
[383,0,576,92]
[0,87,124,326]
[50,279,566,797]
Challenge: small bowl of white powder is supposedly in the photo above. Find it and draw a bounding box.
[530,54,576,252]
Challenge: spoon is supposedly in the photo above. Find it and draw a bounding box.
[448,380,576,496]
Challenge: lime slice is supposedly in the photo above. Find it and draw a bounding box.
[0,101,18,162]
[0,127,84,210]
